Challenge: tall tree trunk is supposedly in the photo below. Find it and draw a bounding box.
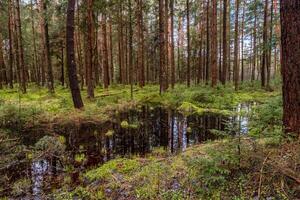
[252,0,257,81]
[261,0,268,88]
[30,0,38,85]
[102,14,110,90]
[8,0,14,88]
[233,0,240,90]
[165,0,169,88]
[16,0,26,93]
[211,0,217,87]
[241,4,245,82]
[118,2,124,84]
[267,0,274,88]
[40,0,54,93]
[75,0,84,89]
[170,0,175,88]
[159,0,167,93]
[137,0,145,87]
[280,0,300,135]
[222,0,228,85]
[66,0,84,109]
[86,0,94,98]
[205,0,210,84]
[108,17,114,84]
[186,0,191,87]
[197,16,204,84]
[60,41,65,86]
[128,0,133,98]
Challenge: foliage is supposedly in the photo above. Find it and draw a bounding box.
[249,94,283,142]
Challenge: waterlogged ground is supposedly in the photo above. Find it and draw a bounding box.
[1,82,291,199]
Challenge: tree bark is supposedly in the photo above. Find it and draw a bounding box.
[233,0,240,90]
[170,0,175,88]
[102,14,110,90]
[137,0,145,87]
[40,0,54,93]
[7,0,14,88]
[66,0,84,109]
[86,0,95,98]
[252,0,257,82]
[30,0,39,85]
[16,0,27,93]
[186,0,191,87]
[222,0,228,85]
[211,0,217,87]
[159,0,168,93]
[205,0,210,84]
[280,0,300,135]
[262,0,269,88]
[0,34,5,89]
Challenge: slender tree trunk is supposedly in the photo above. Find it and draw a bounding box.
[233,0,240,90]
[8,0,14,88]
[222,0,228,85]
[137,0,145,87]
[170,0,175,88]
[186,0,191,87]
[60,42,65,86]
[267,0,274,88]
[280,0,300,135]
[86,0,94,98]
[252,0,257,82]
[159,0,167,93]
[102,14,110,90]
[261,0,268,88]
[30,0,38,85]
[108,17,114,84]
[0,34,5,89]
[66,0,84,109]
[197,18,204,84]
[16,0,26,93]
[75,0,84,89]
[118,2,125,84]
[128,0,134,98]
[241,5,245,82]
[40,0,54,93]
[205,0,210,84]
[211,0,217,87]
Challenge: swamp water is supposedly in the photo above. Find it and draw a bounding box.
[1,103,252,198]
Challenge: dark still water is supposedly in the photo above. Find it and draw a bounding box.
[1,104,251,198]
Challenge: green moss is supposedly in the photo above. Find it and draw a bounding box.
[0,82,279,128]
[85,158,140,181]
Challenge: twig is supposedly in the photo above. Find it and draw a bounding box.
[258,153,270,199]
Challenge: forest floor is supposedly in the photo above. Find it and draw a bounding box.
[0,81,279,125]
[1,81,299,199]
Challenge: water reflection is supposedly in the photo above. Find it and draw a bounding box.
[12,104,253,198]
[31,160,49,199]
